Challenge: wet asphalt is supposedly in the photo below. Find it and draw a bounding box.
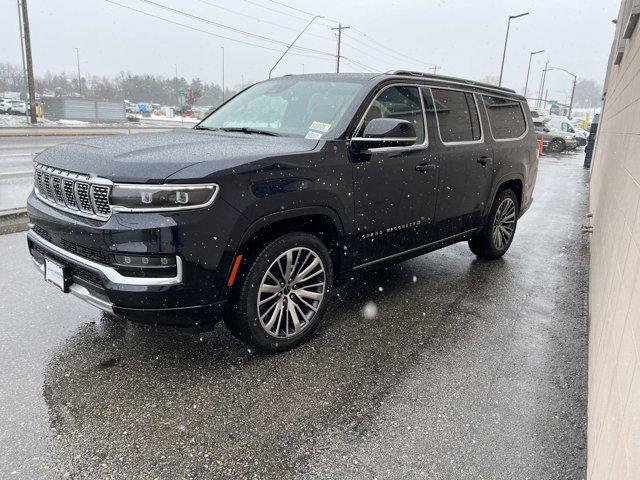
[0,152,589,479]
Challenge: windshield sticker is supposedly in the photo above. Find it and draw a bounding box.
[309,121,331,133]
[305,131,323,140]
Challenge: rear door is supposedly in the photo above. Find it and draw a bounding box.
[350,84,439,266]
[423,87,494,236]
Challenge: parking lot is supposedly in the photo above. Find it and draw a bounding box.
[0,151,588,479]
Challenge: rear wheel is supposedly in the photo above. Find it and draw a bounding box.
[469,189,519,260]
[226,232,333,352]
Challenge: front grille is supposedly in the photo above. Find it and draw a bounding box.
[32,224,110,264]
[34,164,112,220]
[32,224,51,242]
[59,239,110,264]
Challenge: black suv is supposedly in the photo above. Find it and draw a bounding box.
[27,71,538,351]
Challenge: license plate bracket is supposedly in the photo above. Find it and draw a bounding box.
[45,258,70,293]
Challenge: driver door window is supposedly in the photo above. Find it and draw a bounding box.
[358,85,425,145]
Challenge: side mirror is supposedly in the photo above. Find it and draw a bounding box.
[352,118,417,150]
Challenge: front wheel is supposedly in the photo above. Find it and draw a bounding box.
[469,189,519,260]
[226,232,333,352]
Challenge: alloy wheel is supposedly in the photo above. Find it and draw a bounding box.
[492,197,516,250]
[257,247,326,338]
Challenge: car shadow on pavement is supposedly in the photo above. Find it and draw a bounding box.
[41,247,510,478]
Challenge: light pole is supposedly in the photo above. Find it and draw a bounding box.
[537,60,550,108]
[221,46,225,103]
[524,49,544,99]
[269,15,321,79]
[548,66,578,119]
[75,48,82,97]
[499,12,529,86]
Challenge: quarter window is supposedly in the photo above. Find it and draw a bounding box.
[429,88,481,143]
[358,86,425,144]
[482,95,527,140]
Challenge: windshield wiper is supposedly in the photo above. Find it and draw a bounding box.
[194,125,220,131]
[219,127,280,136]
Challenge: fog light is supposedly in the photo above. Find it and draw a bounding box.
[113,254,176,268]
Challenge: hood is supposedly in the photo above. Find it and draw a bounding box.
[34,129,320,183]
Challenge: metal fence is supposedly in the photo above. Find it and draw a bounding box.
[44,98,124,123]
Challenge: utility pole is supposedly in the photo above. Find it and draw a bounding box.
[20,0,37,124]
[331,23,350,73]
[498,12,529,86]
[547,66,577,119]
[431,65,441,75]
[221,46,225,103]
[568,76,577,120]
[174,63,179,107]
[16,0,29,123]
[75,48,82,97]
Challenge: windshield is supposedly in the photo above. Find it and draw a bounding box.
[197,78,366,138]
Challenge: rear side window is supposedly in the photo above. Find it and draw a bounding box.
[429,88,481,143]
[482,95,527,140]
[358,85,425,144]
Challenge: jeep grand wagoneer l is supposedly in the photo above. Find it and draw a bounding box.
[27,71,538,351]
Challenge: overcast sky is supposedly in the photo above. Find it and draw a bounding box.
[2,0,620,103]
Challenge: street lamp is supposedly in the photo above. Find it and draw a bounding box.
[499,12,529,86]
[524,49,544,99]
[537,60,550,108]
[269,15,322,79]
[548,66,578,119]
[221,46,225,103]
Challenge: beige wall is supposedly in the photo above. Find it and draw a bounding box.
[589,1,640,478]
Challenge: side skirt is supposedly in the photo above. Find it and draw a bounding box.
[353,228,479,270]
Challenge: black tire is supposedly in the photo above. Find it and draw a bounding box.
[469,189,519,260]
[225,232,333,352]
[548,138,565,153]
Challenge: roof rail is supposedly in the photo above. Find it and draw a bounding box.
[385,70,517,94]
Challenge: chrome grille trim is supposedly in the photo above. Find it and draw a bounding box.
[33,163,112,220]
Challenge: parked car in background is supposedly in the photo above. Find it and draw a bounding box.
[174,105,194,117]
[0,98,13,113]
[529,106,548,121]
[547,115,587,147]
[8,100,27,115]
[534,121,578,152]
[27,71,538,351]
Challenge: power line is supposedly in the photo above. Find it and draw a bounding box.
[340,37,410,71]
[239,0,317,23]
[267,0,340,25]
[342,33,433,69]
[349,26,436,68]
[103,0,333,62]
[136,0,334,58]
[193,0,332,42]
[342,57,378,73]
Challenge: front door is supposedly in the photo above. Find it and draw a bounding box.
[350,84,439,266]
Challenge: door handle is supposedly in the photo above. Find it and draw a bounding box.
[415,163,436,172]
[477,156,492,166]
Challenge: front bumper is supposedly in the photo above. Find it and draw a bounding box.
[28,228,227,324]
[26,192,239,324]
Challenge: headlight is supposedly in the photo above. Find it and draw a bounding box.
[110,184,218,212]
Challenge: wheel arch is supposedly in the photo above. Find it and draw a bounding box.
[227,206,347,293]
[485,174,525,217]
